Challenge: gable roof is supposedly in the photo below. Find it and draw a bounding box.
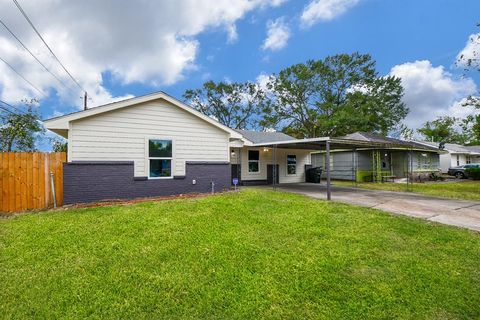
[415,141,480,154]
[465,146,480,153]
[342,132,438,151]
[234,129,294,144]
[244,131,441,152]
[43,91,243,139]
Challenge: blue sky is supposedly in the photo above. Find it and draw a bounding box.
[107,0,480,98]
[0,0,479,150]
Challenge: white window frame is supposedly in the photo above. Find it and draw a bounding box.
[456,154,460,166]
[145,137,175,179]
[466,155,472,164]
[286,154,297,176]
[248,149,260,173]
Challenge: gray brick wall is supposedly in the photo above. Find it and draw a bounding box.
[63,161,231,205]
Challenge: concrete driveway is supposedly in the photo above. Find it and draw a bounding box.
[273,183,480,232]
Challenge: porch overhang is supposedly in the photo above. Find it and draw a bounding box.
[251,137,445,153]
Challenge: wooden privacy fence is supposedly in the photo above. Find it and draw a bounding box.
[0,152,66,213]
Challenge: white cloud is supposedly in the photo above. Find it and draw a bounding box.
[301,0,360,27]
[262,18,290,51]
[226,24,239,43]
[0,0,284,110]
[456,33,479,68]
[256,72,272,91]
[389,60,478,129]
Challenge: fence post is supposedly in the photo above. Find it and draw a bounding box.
[44,154,49,208]
[50,172,57,208]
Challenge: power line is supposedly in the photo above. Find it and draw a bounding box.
[0,105,15,115]
[0,101,19,115]
[0,17,76,94]
[0,99,26,114]
[0,99,16,109]
[12,0,86,93]
[0,55,45,96]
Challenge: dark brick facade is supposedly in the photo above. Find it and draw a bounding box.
[63,161,231,205]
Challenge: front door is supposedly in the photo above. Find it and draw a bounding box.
[231,164,241,185]
[267,164,279,184]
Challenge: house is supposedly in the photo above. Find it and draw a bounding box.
[414,141,480,173]
[44,92,443,205]
[44,92,245,204]
[311,132,442,182]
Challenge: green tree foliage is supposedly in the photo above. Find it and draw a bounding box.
[417,116,476,144]
[417,117,458,143]
[183,81,265,129]
[50,137,68,152]
[260,53,408,138]
[0,100,44,152]
[390,123,415,141]
[462,114,480,145]
[472,114,480,143]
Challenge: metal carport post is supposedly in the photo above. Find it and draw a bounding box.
[326,140,331,200]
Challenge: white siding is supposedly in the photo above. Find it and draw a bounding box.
[69,99,230,176]
[231,147,312,183]
[450,153,467,168]
[439,153,451,173]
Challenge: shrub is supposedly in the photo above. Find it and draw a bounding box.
[465,167,480,180]
[409,171,444,183]
[429,171,445,181]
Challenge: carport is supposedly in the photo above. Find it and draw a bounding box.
[251,136,442,200]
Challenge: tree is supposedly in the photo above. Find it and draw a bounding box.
[50,137,67,152]
[261,53,408,138]
[472,115,480,144]
[183,81,265,129]
[417,116,474,144]
[460,114,480,145]
[417,117,457,143]
[391,123,415,141]
[0,100,44,152]
[457,23,480,114]
[456,23,480,73]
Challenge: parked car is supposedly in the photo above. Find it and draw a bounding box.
[447,164,480,179]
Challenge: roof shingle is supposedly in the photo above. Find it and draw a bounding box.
[235,129,294,144]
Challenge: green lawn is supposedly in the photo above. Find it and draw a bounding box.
[334,180,480,201]
[1,189,479,319]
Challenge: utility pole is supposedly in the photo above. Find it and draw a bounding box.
[84,91,87,110]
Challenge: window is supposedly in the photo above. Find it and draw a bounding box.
[456,155,460,166]
[148,139,172,178]
[417,153,431,170]
[382,153,388,168]
[466,155,472,164]
[287,154,297,175]
[248,150,259,173]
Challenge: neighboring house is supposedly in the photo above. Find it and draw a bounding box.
[311,132,442,182]
[44,92,443,204]
[414,141,480,173]
[465,146,480,158]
